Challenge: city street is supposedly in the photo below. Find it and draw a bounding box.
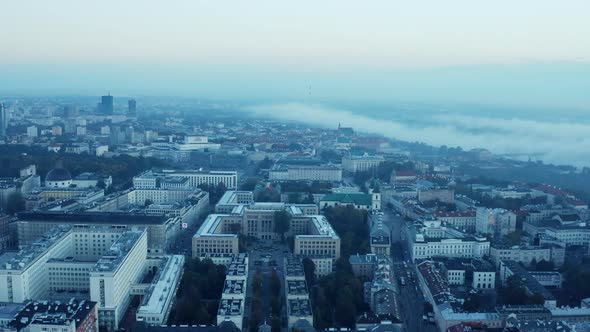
[382,209,437,332]
[243,240,289,332]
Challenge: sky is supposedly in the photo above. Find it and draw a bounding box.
[2,1,589,67]
[2,1,590,164]
[0,1,588,105]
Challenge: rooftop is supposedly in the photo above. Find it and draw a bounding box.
[288,299,312,317]
[218,299,242,316]
[92,228,146,273]
[8,300,96,331]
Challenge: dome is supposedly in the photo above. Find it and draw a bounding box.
[46,166,72,182]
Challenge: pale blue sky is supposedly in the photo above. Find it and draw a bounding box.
[2,0,589,67]
[1,0,589,108]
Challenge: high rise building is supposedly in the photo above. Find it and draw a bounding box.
[0,102,7,137]
[99,94,114,115]
[128,99,136,116]
[64,104,79,118]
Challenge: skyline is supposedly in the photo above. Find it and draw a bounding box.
[1,1,589,111]
[2,1,589,67]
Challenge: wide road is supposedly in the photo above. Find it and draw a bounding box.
[382,208,437,332]
[243,240,289,332]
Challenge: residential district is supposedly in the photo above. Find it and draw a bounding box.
[0,96,590,332]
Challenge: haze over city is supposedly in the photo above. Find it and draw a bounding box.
[2,4,590,332]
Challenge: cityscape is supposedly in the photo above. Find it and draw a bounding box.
[1,2,590,332]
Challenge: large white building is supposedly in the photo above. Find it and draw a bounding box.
[489,244,565,268]
[89,230,148,331]
[410,219,490,261]
[434,211,476,233]
[342,154,385,173]
[269,164,342,182]
[193,191,341,261]
[135,255,185,326]
[134,170,238,189]
[0,225,165,331]
[475,207,516,238]
[544,225,590,247]
[17,189,209,253]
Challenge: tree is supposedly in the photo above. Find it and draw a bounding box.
[535,259,555,271]
[6,192,25,214]
[96,179,106,189]
[270,269,281,297]
[302,258,316,286]
[503,230,523,246]
[273,210,291,242]
[271,295,282,317]
[241,178,259,191]
[271,317,282,332]
[302,192,315,204]
[529,292,545,305]
[287,192,301,204]
[144,199,154,207]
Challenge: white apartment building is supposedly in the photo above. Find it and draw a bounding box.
[475,207,516,238]
[136,255,185,326]
[0,226,74,303]
[0,225,148,332]
[293,215,341,259]
[434,211,476,233]
[342,155,385,173]
[269,164,342,182]
[194,195,340,261]
[89,229,148,331]
[544,226,590,247]
[134,170,238,190]
[27,125,38,137]
[128,188,198,205]
[410,220,490,261]
[489,244,565,268]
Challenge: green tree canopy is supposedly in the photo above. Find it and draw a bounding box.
[273,210,291,241]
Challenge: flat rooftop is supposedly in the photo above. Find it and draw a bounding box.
[18,211,167,225]
[287,280,308,295]
[223,280,246,295]
[218,299,242,316]
[288,299,312,316]
[92,229,145,273]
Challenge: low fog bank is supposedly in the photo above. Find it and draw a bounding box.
[243,102,590,167]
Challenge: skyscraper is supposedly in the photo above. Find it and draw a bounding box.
[0,103,7,137]
[99,94,114,115]
[128,99,137,116]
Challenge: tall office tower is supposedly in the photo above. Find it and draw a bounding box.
[99,94,114,115]
[128,99,137,116]
[64,104,79,118]
[0,103,7,137]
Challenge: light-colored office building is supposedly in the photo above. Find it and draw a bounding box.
[269,164,342,182]
[194,193,341,264]
[489,244,565,268]
[433,211,476,233]
[135,255,185,326]
[475,207,516,238]
[410,219,490,261]
[342,155,385,173]
[320,191,381,210]
[134,170,238,190]
[89,229,148,331]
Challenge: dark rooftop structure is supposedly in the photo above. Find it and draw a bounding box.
[17,210,167,225]
[8,299,96,331]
